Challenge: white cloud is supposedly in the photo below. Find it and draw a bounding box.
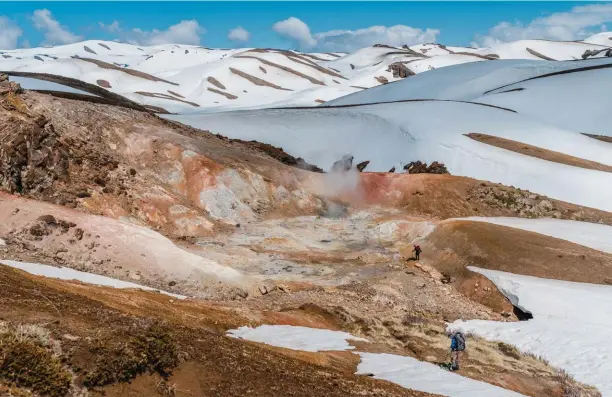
[228,26,250,42]
[314,25,440,52]
[273,17,317,48]
[475,3,612,47]
[99,20,120,34]
[272,17,439,52]
[32,9,82,45]
[100,19,204,46]
[0,16,23,50]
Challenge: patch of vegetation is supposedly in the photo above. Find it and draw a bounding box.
[497,342,522,360]
[83,323,179,388]
[556,368,602,397]
[0,383,35,397]
[0,324,72,397]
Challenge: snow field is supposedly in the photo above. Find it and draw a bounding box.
[166,99,612,212]
[452,267,612,396]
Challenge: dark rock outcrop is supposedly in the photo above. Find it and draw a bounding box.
[403,161,450,174]
[386,62,415,78]
[0,77,126,206]
[0,79,70,195]
[375,76,389,84]
[356,161,370,172]
[220,136,324,173]
[582,48,612,60]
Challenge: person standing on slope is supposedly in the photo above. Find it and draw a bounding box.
[448,331,466,371]
[412,244,422,261]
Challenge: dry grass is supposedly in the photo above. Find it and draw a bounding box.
[0,322,72,397]
[13,324,52,347]
[466,133,612,172]
[556,369,602,397]
[5,92,30,114]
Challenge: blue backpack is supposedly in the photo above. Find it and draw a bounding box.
[453,332,466,351]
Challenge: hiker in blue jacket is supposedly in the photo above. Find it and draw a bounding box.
[449,331,466,371]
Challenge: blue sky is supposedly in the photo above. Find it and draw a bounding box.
[2,2,612,51]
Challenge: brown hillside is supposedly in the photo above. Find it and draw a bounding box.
[466,133,612,172]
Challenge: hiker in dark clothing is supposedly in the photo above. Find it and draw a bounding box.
[413,244,422,261]
[449,331,466,371]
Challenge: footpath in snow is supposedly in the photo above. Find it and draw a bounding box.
[458,217,612,254]
[0,259,186,299]
[227,324,525,397]
[453,267,612,396]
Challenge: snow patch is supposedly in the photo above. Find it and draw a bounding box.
[357,352,526,397]
[226,325,368,352]
[452,267,612,396]
[227,324,527,396]
[0,259,187,299]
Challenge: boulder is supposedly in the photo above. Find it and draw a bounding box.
[427,161,450,174]
[356,160,370,172]
[404,161,428,174]
[404,161,450,174]
[0,74,22,95]
[386,62,415,78]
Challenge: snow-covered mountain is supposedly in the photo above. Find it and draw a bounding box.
[3,37,612,211]
[1,37,610,112]
[166,54,612,212]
